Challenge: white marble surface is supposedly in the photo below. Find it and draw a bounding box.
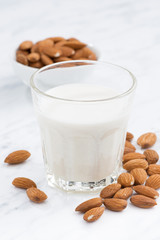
[1,0,160,239]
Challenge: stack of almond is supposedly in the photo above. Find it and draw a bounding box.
[75,132,160,223]
[16,37,97,68]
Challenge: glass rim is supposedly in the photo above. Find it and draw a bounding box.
[30,60,137,103]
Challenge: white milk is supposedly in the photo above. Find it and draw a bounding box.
[36,84,128,183]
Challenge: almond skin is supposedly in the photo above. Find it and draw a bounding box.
[126,132,134,141]
[133,185,159,199]
[113,187,133,200]
[123,152,146,164]
[130,195,157,208]
[103,198,127,212]
[130,168,148,185]
[147,164,160,175]
[75,198,102,213]
[100,183,121,198]
[137,132,157,148]
[4,150,31,164]
[123,147,135,155]
[19,40,33,50]
[26,188,47,203]
[123,159,148,171]
[12,177,37,189]
[144,149,159,164]
[83,207,105,223]
[145,174,160,189]
[27,53,40,63]
[117,173,134,187]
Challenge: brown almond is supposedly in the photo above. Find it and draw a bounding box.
[19,40,33,50]
[16,50,29,56]
[123,159,148,171]
[113,187,133,200]
[123,152,146,164]
[59,46,75,57]
[29,61,44,68]
[16,54,28,65]
[67,37,79,42]
[54,57,72,62]
[55,40,68,47]
[125,141,136,150]
[72,47,96,60]
[75,198,102,213]
[64,41,86,50]
[48,37,65,43]
[137,132,157,148]
[42,46,62,58]
[145,174,160,189]
[126,132,134,141]
[117,173,134,187]
[83,207,105,222]
[144,149,159,164]
[41,54,53,65]
[123,147,135,155]
[100,183,121,198]
[147,164,160,175]
[38,39,54,52]
[31,43,39,53]
[27,53,40,63]
[130,168,147,185]
[130,195,157,208]
[4,150,31,164]
[26,187,47,203]
[133,185,159,199]
[12,177,37,189]
[103,198,127,212]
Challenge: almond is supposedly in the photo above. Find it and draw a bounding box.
[72,47,97,60]
[12,177,37,189]
[83,207,105,222]
[31,43,39,53]
[125,141,136,150]
[133,185,159,199]
[49,37,65,43]
[42,46,62,58]
[55,40,67,47]
[145,174,160,189]
[123,159,148,171]
[123,152,146,164]
[19,40,33,50]
[64,41,86,50]
[4,150,31,164]
[103,198,127,212]
[41,54,54,65]
[54,57,72,62]
[144,149,159,164]
[137,132,157,148]
[27,53,40,63]
[130,195,157,208]
[58,46,75,57]
[38,39,54,52]
[26,187,47,203]
[117,173,134,187]
[126,132,134,141]
[16,50,29,56]
[113,187,133,200]
[147,164,160,175]
[130,168,147,185]
[75,198,102,213]
[100,183,121,198]
[123,147,135,155]
[16,54,28,65]
[29,61,44,68]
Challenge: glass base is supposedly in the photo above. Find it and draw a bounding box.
[46,173,118,192]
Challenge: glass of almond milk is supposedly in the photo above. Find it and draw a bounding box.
[31,61,136,192]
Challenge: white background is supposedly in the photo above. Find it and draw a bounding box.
[1,0,160,239]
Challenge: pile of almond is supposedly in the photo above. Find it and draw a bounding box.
[16,37,97,68]
[75,132,160,223]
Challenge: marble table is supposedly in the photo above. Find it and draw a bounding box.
[1,0,160,239]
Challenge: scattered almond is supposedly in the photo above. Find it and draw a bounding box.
[75,198,102,213]
[130,168,147,185]
[123,152,146,164]
[123,159,148,171]
[83,207,105,222]
[147,164,160,175]
[130,195,157,208]
[19,40,33,50]
[124,147,135,155]
[126,132,134,141]
[137,132,157,148]
[12,177,37,189]
[117,173,134,187]
[133,185,159,199]
[144,149,159,164]
[103,198,127,212]
[145,174,160,189]
[4,150,31,164]
[26,187,47,203]
[125,141,136,150]
[113,187,133,200]
[100,183,121,198]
